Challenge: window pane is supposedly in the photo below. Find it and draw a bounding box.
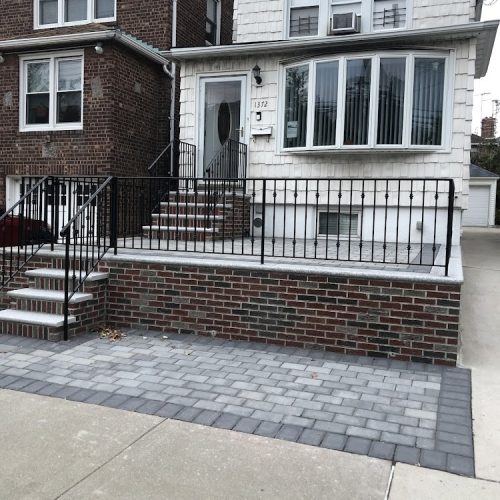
[39,0,58,24]
[205,0,218,44]
[377,58,405,145]
[206,0,217,22]
[95,0,115,18]
[412,58,445,146]
[65,0,87,22]
[58,60,82,91]
[314,61,339,146]
[319,212,358,236]
[373,0,407,30]
[284,65,309,148]
[27,94,50,124]
[57,91,82,123]
[344,59,371,145]
[290,7,319,37]
[27,62,50,93]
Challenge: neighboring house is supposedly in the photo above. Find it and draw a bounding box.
[0,0,233,210]
[168,0,498,250]
[462,163,498,226]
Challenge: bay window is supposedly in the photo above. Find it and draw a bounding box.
[282,52,449,151]
[21,53,83,131]
[35,0,116,28]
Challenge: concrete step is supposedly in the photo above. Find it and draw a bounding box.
[151,214,224,221]
[0,309,76,327]
[143,226,220,233]
[25,269,109,282]
[7,288,93,304]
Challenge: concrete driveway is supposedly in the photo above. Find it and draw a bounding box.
[460,228,500,482]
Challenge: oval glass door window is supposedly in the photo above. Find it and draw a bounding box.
[218,102,231,144]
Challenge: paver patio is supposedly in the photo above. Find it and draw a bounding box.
[0,330,473,476]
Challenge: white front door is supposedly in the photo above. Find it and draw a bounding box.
[199,75,247,177]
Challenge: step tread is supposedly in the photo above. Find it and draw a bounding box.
[0,309,77,327]
[143,226,220,233]
[7,288,93,304]
[160,202,232,208]
[152,214,224,220]
[25,269,109,282]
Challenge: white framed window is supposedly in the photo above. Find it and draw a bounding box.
[281,51,452,152]
[20,52,84,132]
[34,0,116,29]
[318,211,360,238]
[206,0,221,45]
[286,0,410,38]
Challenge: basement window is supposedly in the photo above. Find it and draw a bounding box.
[35,0,116,28]
[318,212,359,237]
[20,52,84,132]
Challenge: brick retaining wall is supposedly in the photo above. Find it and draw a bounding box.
[102,261,461,366]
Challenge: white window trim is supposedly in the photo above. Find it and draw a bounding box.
[317,208,361,239]
[205,0,222,46]
[34,0,117,30]
[284,0,413,39]
[278,49,454,154]
[19,50,84,133]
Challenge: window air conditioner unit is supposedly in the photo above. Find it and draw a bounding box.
[329,13,361,35]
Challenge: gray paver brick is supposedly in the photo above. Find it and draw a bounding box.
[381,431,417,447]
[276,424,302,442]
[238,390,266,401]
[334,414,367,427]
[282,415,314,428]
[212,413,241,430]
[367,419,399,433]
[223,405,254,417]
[298,428,325,446]
[346,426,380,440]
[344,437,372,455]
[435,441,474,458]
[193,410,221,426]
[447,454,475,476]
[369,441,396,460]
[174,406,203,422]
[394,445,421,465]
[420,450,448,471]
[251,410,282,423]
[254,421,282,438]
[320,432,347,450]
[313,421,348,434]
[233,417,261,434]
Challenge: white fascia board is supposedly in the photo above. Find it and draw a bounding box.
[0,29,169,66]
[166,20,499,78]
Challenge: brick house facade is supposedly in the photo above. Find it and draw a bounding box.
[0,0,234,210]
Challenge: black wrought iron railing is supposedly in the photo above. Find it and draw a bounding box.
[60,176,115,340]
[0,176,51,288]
[205,139,247,188]
[113,177,456,275]
[148,140,197,179]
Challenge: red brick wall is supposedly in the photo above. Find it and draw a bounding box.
[102,261,461,366]
[0,44,167,208]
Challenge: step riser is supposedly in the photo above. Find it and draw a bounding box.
[0,322,63,342]
[144,230,224,242]
[160,205,232,216]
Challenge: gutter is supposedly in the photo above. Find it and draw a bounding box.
[0,29,169,66]
[165,20,499,60]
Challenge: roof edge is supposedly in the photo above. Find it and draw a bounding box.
[0,29,168,66]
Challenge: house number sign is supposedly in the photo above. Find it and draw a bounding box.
[253,100,269,110]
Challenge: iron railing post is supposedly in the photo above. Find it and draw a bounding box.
[260,179,266,265]
[110,177,118,255]
[445,180,455,276]
[63,229,70,341]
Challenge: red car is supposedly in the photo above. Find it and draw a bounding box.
[0,215,55,247]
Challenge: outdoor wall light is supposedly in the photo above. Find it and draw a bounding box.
[0,54,4,64]
[252,65,262,85]
[95,43,104,55]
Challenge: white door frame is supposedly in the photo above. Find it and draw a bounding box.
[197,74,250,178]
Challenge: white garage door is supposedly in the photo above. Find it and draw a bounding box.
[463,185,491,227]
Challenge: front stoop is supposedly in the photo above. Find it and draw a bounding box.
[0,268,109,341]
[143,190,251,242]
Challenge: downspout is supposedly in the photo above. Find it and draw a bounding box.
[170,0,177,149]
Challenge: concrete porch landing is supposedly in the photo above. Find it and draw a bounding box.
[0,330,473,476]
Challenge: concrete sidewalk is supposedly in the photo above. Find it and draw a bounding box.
[2,388,500,500]
[460,228,500,482]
